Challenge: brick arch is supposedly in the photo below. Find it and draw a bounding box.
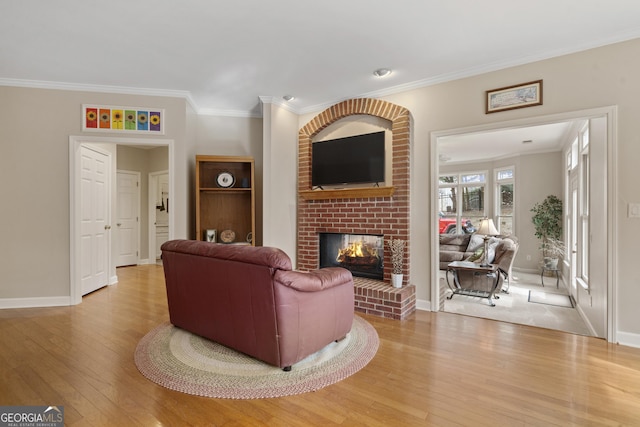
[299,98,410,138]
[298,98,411,192]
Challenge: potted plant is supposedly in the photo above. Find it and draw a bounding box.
[388,238,406,288]
[530,195,565,269]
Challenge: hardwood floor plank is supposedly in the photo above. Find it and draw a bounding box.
[1,264,639,426]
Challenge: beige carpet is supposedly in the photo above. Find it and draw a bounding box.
[443,271,591,336]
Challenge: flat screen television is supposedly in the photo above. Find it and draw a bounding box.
[312,131,385,187]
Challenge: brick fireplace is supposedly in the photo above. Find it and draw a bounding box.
[297,98,415,319]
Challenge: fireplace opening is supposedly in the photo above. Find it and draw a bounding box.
[319,233,383,280]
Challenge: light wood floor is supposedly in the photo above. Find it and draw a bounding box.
[1,265,639,426]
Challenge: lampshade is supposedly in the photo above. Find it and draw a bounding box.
[476,218,499,236]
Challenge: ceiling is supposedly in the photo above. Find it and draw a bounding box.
[2,1,640,118]
[438,120,582,165]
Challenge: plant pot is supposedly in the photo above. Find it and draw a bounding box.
[391,273,403,288]
[544,257,559,269]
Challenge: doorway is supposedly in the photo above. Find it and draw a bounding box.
[69,136,175,304]
[149,170,169,263]
[115,170,140,267]
[430,107,617,342]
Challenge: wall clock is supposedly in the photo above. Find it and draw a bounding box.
[216,171,235,188]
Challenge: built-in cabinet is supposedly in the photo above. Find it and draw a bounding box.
[195,155,255,245]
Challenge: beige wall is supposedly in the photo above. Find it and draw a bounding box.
[403,38,640,344]
[297,38,640,344]
[0,86,189,302]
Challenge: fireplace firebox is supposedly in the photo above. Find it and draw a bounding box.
[319,233,383,280]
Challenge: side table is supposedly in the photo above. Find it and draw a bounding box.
[541,267,560,288]
[446,261,501,306]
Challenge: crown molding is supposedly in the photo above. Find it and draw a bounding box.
[198,107,262,118]
[259,95,298,115]
[0,77,202,113]
[0,77,192,98]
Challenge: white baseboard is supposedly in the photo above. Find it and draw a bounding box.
[615,331,640,349]
[0,296,73,309]
[416,298,431,311]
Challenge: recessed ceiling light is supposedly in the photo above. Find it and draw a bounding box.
[373,68,392,78]
[283,95,295,102]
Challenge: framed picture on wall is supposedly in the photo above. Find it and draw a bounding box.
[83,104,165,134]
[485,80,543,114]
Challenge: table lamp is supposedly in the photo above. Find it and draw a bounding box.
[476,218,499,267]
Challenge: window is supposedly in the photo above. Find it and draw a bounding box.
[438,172,486,234]
[581,126,590,150]
[495,167,515,235]
[566,123,591,293]
[579,127,590,286]
[570,137,579,170]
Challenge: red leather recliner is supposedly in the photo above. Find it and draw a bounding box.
[161,240,354,370]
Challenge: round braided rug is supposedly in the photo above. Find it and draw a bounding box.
[134,316,379,399]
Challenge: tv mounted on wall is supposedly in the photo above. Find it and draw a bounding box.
[312,131,385,187]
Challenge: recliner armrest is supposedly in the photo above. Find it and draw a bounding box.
[274,267,353,292]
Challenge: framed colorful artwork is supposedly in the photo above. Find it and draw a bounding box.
[83,105,165,134]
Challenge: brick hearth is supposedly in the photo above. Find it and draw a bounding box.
[353,277,416,320]
[297,98,415,319]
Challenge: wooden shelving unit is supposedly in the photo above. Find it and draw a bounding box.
[195,155,255,245]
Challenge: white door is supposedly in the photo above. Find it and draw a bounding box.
[80,145,110,295]
[116,171,140,267]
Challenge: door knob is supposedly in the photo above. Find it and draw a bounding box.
[104,225,111,230]
[117,223,122,227]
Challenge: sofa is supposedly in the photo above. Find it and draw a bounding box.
[161,239,355,370]
[439,233,519,290]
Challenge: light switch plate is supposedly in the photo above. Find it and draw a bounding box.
[629,203,640,218]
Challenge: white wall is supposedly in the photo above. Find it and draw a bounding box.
[261,102,298,261]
